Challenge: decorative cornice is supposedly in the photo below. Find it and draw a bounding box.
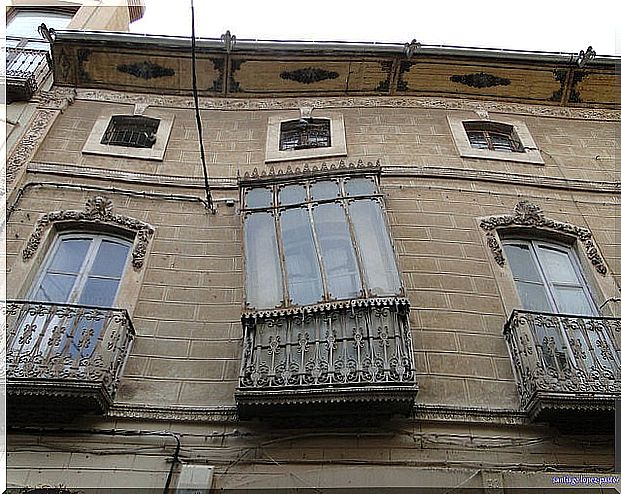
[6,109,58,186]
[479,200,607,275]
[36,87,77,111]
[280,67,339,84]
[22,196,154,270]
[74,89,621,121]
[239,158,381,185]
[450,72,511,88]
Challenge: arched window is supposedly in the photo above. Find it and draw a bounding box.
[30,232,132,308]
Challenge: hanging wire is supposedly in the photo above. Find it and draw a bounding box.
[190,0,214,211]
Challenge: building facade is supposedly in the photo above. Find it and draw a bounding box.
[4,29,620,492]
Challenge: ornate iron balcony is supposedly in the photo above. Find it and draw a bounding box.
[504,309,621,423]
[5,301,135,419]
[236,297,418,419]
[5,46,52,102]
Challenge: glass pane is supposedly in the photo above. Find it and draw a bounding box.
[504,244,543,283]
[78,278,120,307]
[553,286,594,316]
[313,203,361,300]
[280,208,323,306]
[90,240,130,278]
[345,178,376,197]
[490,134,513,152]
[245,188,272,209]
[349,199,401,296]
[311,180,339,201]
[48,238,91,274]
[468,131,488,149]
[279,184,306,206]
[244,213,283,309]
[34,273,77,303]
[515,281,553,312]
[536,245,580,284]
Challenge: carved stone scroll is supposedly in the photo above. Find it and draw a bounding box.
[22,196,154,270]
[479,200,607,275]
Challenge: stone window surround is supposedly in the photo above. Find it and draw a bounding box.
[83,109,174,161]
[478,203,619,320]
[447,114,544,165]
[265,111,347,163]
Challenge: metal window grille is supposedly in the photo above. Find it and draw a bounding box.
[279,118,331,151]
[464,121,524,152]
[101,115,160,149]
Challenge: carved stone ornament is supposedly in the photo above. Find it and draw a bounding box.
[36,87,77,111]
[280,67,339,84]
[118,61,175,80]
[480,200,607,275]
[450,72,511,88]
[75,89,621,121]
[22,196,154,270]
[6,109,57,186]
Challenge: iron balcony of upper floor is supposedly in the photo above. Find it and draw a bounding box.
[5,41,52,102]
[5,300,135,421]
[504,309,621,426]
[236,297,418,420]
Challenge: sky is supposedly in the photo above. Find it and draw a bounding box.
[129,0,620,56]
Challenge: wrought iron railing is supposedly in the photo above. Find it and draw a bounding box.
[504,310,621,418]
[5,300,135,412]
[237,297,417,414]
[5,46,52,101]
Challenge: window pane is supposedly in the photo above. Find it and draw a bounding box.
[504,244,543,283]
[245,188,272,209]
[536,245,580,284]
[34,273,77,303]
[279,184,306,206]
[349,199,401,296]
[280,208,323,306]
[311,180,339,201]
[345,178,376,197]
[467,131,488,149]
[490,134,513,152]
[49,238,91,274]
[244,213,283,309]
[515,281,553,312]
[90,240,130,278]
[313,203,361,300]
[553,286,594,316]
[78,278,120,307]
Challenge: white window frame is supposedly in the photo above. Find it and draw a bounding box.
[29,232,132,308]
[502,238,598,316]
[265,112,347,163]
[83,111,174,161]
[447,115,544,165]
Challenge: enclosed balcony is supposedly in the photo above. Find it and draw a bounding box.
[236,297,418,420]
[504,310,621,425]
[5,300,135,420]
[5,44,52,102]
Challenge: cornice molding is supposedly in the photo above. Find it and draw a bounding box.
[106,402,527,425]
[74,88,621,121]
[26,161,620,196]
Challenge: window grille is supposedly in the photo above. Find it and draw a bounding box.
[463,121,524,152]
[279,118,331,151]
[101,115,160,148]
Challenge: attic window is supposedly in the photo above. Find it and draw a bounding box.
[463,121,524,153]
[101,115,160,149]
[279,118,331,151]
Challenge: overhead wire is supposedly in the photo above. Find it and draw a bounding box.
[190,0,214,211]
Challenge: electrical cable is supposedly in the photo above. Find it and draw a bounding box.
[190,0,213,211]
